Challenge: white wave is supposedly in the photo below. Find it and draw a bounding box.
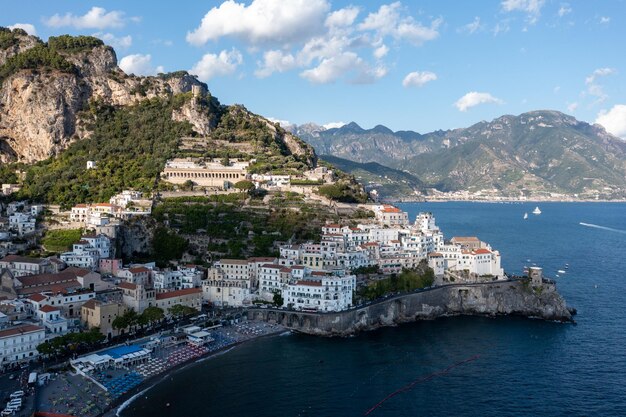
[579,222,626,234]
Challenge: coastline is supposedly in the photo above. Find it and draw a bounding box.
[390,198,626,203]
[98,328,288,417]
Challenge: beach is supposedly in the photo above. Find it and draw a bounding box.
[32,321,286,417]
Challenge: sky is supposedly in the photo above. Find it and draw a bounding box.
[2,0,626,137]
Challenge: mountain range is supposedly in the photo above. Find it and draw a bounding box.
[290,112,626,199]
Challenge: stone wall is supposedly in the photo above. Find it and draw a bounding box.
[248,279,573,337]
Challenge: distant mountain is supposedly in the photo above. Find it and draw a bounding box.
[320,155,424,200]
[295,111,626,198]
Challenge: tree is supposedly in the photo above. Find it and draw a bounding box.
[234,180,255,193]
[141,306,165,327]
[168,304,197,318]
[272,291,283,306]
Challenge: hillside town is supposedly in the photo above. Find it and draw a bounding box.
[0,197,505,374]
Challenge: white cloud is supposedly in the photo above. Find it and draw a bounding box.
[585,67,617,104]
[255,50,297,78]
[402,71,437,88]
[373,44,389,59]
[599,16,610,24]
[596,105,626,138]
[359,2,441,45]
[300,51,362,84]
[501,0,545,24]
[558,4,572,17]
[267,117,292,127]
[44,7,126,30]
[458,17,482,34]
[95,33,132,49]
[186,0,330,46]
[8,23,37,36]
[190,49,243,81]
[323,122,346,129]
[455,92,504,112]
[119,54,163,76]
[325,6,359,28]
[493,20,511,36]
[567,102,578,112]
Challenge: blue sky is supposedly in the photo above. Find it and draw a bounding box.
[2,1,626,137]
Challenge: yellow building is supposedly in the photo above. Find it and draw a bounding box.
[162,158,249,188]
[81,299,127,339]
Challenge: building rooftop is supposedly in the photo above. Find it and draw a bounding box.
[295,280,322,287]
[28,293,48,302]
[39,304,60,313]
[118,281,138,290]
[155,288,202,300]
[0,255,48,265]
[0,324,44,339]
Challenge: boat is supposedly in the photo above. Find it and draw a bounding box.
[558,269,566,274]
[523,212,528,219]
[532,206,541,215]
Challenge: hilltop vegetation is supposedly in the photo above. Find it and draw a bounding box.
[14,96,196,208]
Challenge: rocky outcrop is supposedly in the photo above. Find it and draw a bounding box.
[0,29,211,163]
[249,280,574,337]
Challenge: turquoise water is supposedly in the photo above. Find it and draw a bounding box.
[122,202,626,417]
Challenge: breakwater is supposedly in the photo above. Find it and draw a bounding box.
[249,279,573,336]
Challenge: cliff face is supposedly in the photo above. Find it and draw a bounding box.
[250,280,574,337]
[0,29,209,163]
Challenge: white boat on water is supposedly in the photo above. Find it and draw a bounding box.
[532,206,541,215]
[558,269,566,274]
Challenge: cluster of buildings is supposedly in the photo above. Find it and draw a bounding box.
[161,157,336,191]
[0,201,43,242]
[201,204,505,313]
[69,190,152,228]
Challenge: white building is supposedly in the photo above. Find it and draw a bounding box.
[60,234,111,269]
[374,205,409,227]
[202,278,251,307]
[258,264,292,298]
[153,266,202,290]
[8,212,35,236]
[37,305,68,335]
[282,271,356,312]
[0,325,45,367]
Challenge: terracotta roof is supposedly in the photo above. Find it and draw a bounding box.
[362,242,379,247]
[324,223,341,228]
[0,255,48,265]
[296,280,322,287]
[247,257,276,262]
[0,324,44,339]
[18,270,81,288]
[451,236,480,242]
[16,280,81,296]
[63,266,91,276]
[220,259,249,265]
[81,299,97,310]
[474,249,492,255]
[428,252,444,257]
[73,204,88,208]
[382,205,401,213]
[279,267,292,273]
[155,287,201,300]
[291,265,305,270]
[311,271,329,276]
[261,264,282,269]
[118,281,137,290]
[28,293,48,302]
[39,304,60,313]
[129,267,149,274]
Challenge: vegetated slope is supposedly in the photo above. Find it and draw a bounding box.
[296,111,626,197]
[321,154,424,199]
[0,29,365,206]
[400,111,626,196]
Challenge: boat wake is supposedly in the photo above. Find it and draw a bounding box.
[579,222,626,234]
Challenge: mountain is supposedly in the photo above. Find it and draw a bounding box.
[295,111,626,198]
[320,155,424,200]
[0,28,366,206]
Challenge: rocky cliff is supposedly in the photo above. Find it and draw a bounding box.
[0,29,209,163]
[250,279,574,337]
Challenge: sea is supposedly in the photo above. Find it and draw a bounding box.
[120,202,626,417]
